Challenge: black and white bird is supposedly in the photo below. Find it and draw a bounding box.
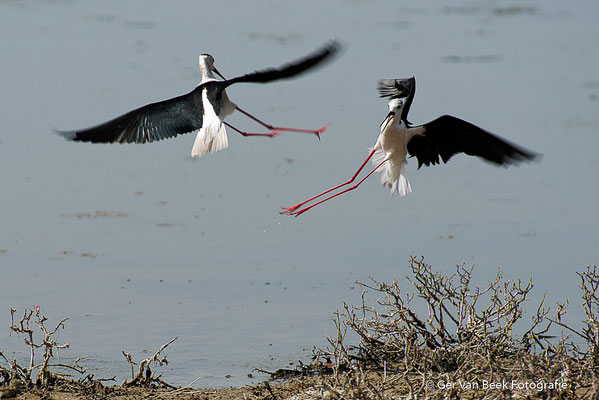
[282,76,538,216]
[57,40,341,158]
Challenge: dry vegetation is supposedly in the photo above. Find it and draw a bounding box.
[308,257,599,399]
[1,257,598,399]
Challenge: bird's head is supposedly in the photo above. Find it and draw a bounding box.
[198,54,226,81]
[388,98,404,113]
[380,99,404,130]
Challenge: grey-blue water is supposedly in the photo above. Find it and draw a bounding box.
[1,0,598,388]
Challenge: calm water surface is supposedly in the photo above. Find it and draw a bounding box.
[1,0,598,387]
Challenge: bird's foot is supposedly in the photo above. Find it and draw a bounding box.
[291,208,308,217]
[280,205,310,216]
[279,206,297,215]
[314,122,330,140]
[316,122,330,134]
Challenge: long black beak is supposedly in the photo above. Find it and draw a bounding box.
[213,66,226,80]
[380,111,395,130]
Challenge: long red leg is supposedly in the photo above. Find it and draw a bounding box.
[235,106,329,139]
[288,158,387,216]
[280,149,377,215]
[223,122,282,138]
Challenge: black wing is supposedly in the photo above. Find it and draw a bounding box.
[407,115,538,168]
[56,88,204,144]
[378,77,416,125]
[222,39,342,87]
[377,77,415,99]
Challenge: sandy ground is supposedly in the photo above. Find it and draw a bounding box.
[5,373,596,400]
[3,375,336,400]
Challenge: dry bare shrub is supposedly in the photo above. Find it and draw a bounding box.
[121,336,178,389]
[0,305,85,390]
[314,256,599,399]
[578,264,599,396]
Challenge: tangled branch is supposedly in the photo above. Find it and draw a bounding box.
[315,257,599,399]
[3,305,84,387]
[121,336,178,389]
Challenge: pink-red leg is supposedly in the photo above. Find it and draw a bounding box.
[223,122,282,138]
[235,106,329,139]
[280,149,377,215]
[287,158,387,216]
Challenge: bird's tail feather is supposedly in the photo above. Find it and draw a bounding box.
[372,148,412,196]
[191,122,229,158]
[393,163,412,196]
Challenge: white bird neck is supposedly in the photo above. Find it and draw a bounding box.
[395,110,404,122]
[198,57,217,83]
[390,110,404,127]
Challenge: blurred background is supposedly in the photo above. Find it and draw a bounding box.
[1,0,597,387]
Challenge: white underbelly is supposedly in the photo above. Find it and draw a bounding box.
[379,125,408,163]
[202,89,220,127]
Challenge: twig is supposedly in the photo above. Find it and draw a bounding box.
[122,336,178,388]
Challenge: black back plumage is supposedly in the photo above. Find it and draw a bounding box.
[57,40,342,145]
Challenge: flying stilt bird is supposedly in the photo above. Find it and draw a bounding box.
[57,40,342,157]
[282,76,538,216]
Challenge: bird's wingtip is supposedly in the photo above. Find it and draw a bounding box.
[524,151,544,164]
[498,149,543,168]
[513,145,543,165]
[322,38,346,60]
[53,129,78,141]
